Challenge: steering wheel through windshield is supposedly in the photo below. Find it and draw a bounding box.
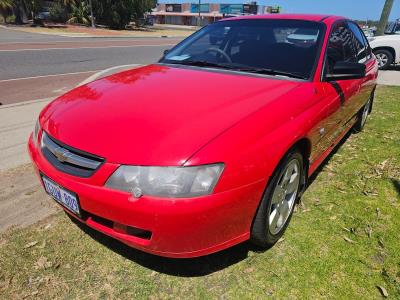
[205,47,232,63]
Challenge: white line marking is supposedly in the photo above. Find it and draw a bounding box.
[0,70,101,83]
[0,43,175,52]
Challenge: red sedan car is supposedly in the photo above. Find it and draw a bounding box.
[28,14,378,258]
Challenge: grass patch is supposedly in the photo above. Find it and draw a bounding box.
[1,86,399,299]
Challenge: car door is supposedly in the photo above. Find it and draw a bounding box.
[347,21,377,113]
[318,22,364,147]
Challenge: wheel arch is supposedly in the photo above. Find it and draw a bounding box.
[250,137,310,246]
[373,46,396,61]
[369,85,376,114]
[262,136,312,200]
[287,138,311,195]
[292,138,311,163]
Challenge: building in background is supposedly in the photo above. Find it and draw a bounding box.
[151,3,281,26]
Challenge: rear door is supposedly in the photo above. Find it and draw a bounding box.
[319,22,364,145]
[346,21,377,113]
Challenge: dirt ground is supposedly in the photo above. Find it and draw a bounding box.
[0,164,59,234]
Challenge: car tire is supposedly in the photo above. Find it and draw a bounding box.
[354,92,374,133]
[374,49,394,70]
[251,149,304,248]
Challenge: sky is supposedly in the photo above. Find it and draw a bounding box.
[158,0,400,21]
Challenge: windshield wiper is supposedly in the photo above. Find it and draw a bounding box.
[165,60,307,80]
[232,67,308,80]
[166,60,235,70]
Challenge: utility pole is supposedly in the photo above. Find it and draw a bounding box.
[376,0,394,36]
[89,0,95,28]
[198,0,201,26]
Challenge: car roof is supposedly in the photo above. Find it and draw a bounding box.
[220,14,345,23]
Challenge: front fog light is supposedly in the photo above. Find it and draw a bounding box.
[105,164,224,198]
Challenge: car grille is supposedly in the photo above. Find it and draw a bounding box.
[41,132,104,177]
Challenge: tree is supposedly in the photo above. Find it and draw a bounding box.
[3,0,156,29]
[94,0,156,29]
[88,0,95,27]
[0,0,13,23]
[27,0,43,22]
[10,0,42,24]
[93,0,133,29]
[67,1,90,25]
[49,1,69,23]
[131,0,156,26]
[62,0,76,6]
[12,0,28,24]
[376,0,394,36]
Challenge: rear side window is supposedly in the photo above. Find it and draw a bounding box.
[358,26,373,60]
[325,21,373,76]
[327,23,356,65]
[347,22,368,63]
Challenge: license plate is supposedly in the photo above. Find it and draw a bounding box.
[42,175,80,215]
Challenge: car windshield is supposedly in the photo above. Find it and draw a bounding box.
[385,22,395,34]
[160,19,325,80]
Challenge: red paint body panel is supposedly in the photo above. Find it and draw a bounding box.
[40,65,301,166]
[29,14,378,258]
[28,134,265,257]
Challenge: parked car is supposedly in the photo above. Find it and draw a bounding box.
[369,34,400,69]
[36,11,50,20]
[384,19,400,35]
[28,14,378,258]
[362,28,375,38]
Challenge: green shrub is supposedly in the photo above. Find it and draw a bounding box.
[67,1,90,25]
[49,2,68,23]
[93,0,156,29]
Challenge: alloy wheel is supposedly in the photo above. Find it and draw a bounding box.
[269,159,300,235]
[376,53,388,68]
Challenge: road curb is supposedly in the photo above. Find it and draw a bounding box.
[1,26,189,39]
[0,97,54,109]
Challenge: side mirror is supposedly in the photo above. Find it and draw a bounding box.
[163,49,170,55]
[326,61,366,81]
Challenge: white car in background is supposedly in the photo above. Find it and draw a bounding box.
[369,34,400,69]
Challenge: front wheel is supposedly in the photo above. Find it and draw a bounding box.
[374,49,393,70]
[251,149,304,248]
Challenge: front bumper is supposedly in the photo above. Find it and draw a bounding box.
[28,134,265,258]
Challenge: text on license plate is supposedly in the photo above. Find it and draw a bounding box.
[42,176,80,215]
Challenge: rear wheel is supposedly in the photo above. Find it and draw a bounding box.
[354,94,373,133]
[374,49,393,70]
[251,149,304,248]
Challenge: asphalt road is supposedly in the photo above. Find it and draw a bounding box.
[0,27,181,104]
[0,26,77,42]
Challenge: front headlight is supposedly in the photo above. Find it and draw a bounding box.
[105,164,224,198]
